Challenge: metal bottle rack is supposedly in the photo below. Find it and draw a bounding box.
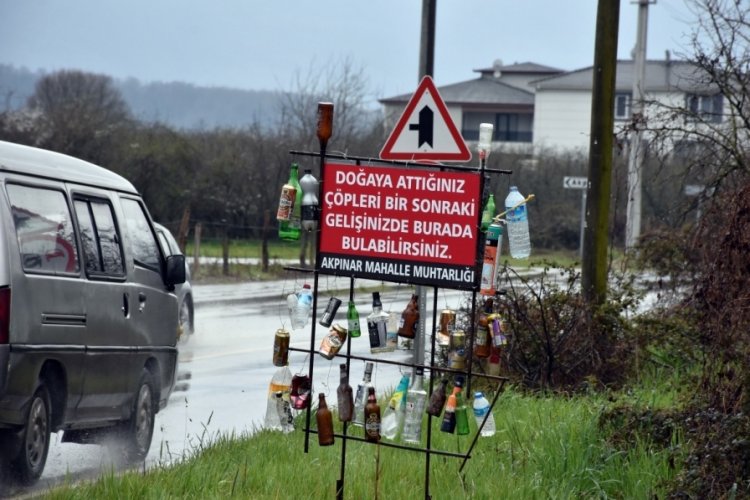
[285,150,511,500]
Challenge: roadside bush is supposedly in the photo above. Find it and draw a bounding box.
[488,264,640,391]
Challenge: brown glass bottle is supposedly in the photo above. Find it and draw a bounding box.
[397,293,419,339]
[336,363,354,422]
[364,386,381,443]
[426,378,449,417]
[316,393,335,446]
[474,298,493,359]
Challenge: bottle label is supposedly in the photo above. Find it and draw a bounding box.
[473,406,489,417]
[365,414,380,435]
[507,204,527,223]
[301,204,318,222]
[476,325,489,346]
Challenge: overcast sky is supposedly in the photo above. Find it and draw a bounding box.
[0,1,697,104]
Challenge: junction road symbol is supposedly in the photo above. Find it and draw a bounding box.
[380,76,471,162]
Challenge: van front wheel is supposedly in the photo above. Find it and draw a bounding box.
[7,385,51,485]
[121,369,156,463]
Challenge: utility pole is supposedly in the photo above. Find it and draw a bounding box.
[625,0,653,250]
[582,0,621,305]
[414,0,436,371]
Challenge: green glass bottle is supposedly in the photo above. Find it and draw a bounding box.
[481,193,496,232]
[279,163,302,241]
[347,301,361,338]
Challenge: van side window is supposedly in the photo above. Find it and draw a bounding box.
[6,183,80,275]
[74,198,125,277]
[120,198,161,271]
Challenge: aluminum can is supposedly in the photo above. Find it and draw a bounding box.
[273,328,290,366]
[450,329,465,351]
[448,347,466,370]
[319,324,347,360]
[319,297,342,327]
[276,184,296,221]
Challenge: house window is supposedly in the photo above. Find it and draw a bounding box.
[614,93,632,121]
[462,112,533,143]
[686,94,723,123]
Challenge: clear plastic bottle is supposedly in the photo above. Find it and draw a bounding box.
[473,391,496,437]
[352,362,374,427]
[264,365,292,430]
[401,368,427,444]
[299,168,319,232]
[504,186,530,259]
[290,284,313,330]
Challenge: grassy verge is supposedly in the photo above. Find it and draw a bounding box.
[44,383,681,499]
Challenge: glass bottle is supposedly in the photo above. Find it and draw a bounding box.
[364,387,381,443]
[455,389,470,435]
[381,374,410,440]
[299,168,319,232]
[347,300,361,338]
[367,292,389,354]
[316,393,335,446]
[279,163,302,241]
[440,388,458,433]
[474,298,492,359]
[401,367,427,444]
[397,293,419,339]
[352,362,374,427]
[426,378,449,417]
[481,193,496,232]
[336,363,354,423]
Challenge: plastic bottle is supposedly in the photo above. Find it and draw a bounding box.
[504,186,531,259]
[381,374,410,440]
[401,368,427,444]
[264,365,292,430]
[299,168,319,232]
[279,163,302,241]
[473,392,496,437]
[289,284,313,330]
[481,193,496,232]
[352,362,374,427]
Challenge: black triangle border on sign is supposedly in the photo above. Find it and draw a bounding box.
[379,76,472,162]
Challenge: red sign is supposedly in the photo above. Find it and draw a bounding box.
[380,76,471,162]
[317,162,481,289]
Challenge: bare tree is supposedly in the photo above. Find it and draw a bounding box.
[645,0,750,193]
[27,69,132,164]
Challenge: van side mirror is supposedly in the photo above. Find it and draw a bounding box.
[166,254,186,287]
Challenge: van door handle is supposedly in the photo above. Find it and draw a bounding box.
[139,292,147,312]
[122,293,129,317]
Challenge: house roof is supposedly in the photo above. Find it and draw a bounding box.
[379,75,535,106]
[472,61,563,75]
[532,60,718,93]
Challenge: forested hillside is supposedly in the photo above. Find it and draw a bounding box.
[0,64,282,130]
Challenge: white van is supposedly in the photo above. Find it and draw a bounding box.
[0,141,185,485]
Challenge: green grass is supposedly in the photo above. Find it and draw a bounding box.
[44,387,680,499]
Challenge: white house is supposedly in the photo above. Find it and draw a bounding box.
[531,58,724,153]
[380,58,723,155]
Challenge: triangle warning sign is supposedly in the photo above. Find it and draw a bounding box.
[380,76,471,162]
